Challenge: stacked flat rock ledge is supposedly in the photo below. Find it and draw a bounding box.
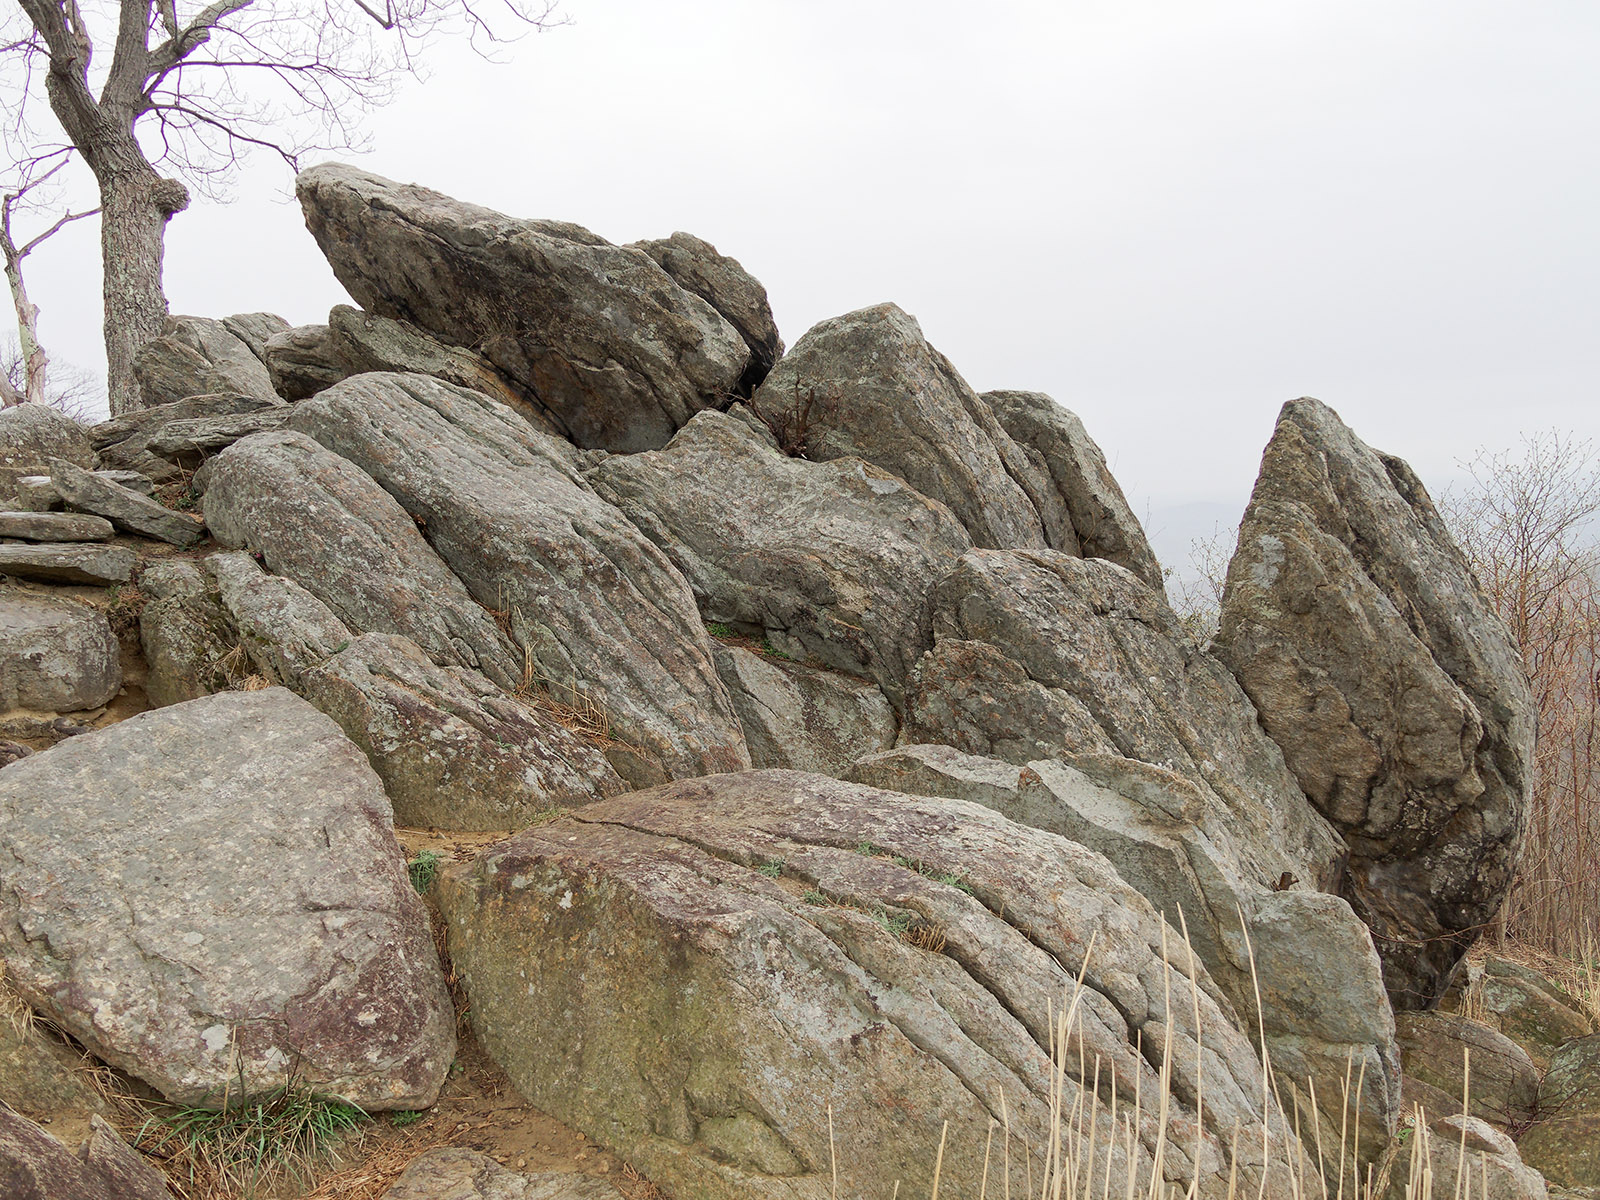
[0,167,1565,1200]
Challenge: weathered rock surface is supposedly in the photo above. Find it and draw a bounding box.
[143,409,291,468]
[204,429,519,688]
[0,592,120,713]
[588,410,972,702]
[50,459,205,547]
[752,303,1048,549]
[630,231,783,393]
[438,769,1309,1200]
[711,641,896,774]
[0,689,455,1109]
[848,743,1399,1154]
[262,323,345,400]
[131,315,278,408]
[0,543,135,585]
[296,164,750,451]
[382,1148,627,1200]
[1523,1035,1600,1188]
[0,511,113,541]
[984,389,1166,591]
[0,404,94,503]
[301,633,627,830]
[0,1003,103,1116]
[288,373,748,783]
[92,391,285,483]
[0,1111,173,1200]
[326,306,558,433]
[1213,398,1535,1009]
[1386,1114,1548,1200]
[1473,959,1595,1068]
[219,311,291,360]
[1393,1011,1539,1128]
[137,560,240,706]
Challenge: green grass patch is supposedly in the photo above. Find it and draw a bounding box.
[756,858,785,878]
[705,621,734,638]
[389,1109,425,1128]
[406,850,443,894]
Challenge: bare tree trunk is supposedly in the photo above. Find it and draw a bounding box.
[3,236,49,406]
[97,169,187,415]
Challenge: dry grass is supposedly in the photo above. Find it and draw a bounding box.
[296,1131,444,1200]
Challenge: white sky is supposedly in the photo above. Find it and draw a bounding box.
[16,0,1600,556]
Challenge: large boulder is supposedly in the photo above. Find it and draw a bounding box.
[437,769,1306,1200]
[629,231,783,393]
[0,404,94,503]
[0,592,120,713]
[752,303,1049,549]
[261,323,345,400]
[287,372,748,784]
[0,689,455,1109]
[0,1112,173,1200]
[1393,1011,1539,1129]
[1385,1114,1547,1200]
[711,641,896,775]
[1475,959,1595,1068]
[203,429,520,689]
[131,315,279,408]
[296,164,751,451]
[587,410,972,703]
[1212,398,1535,1009]
[983,390,1166,592]
[0,512,114,541]
[848,743,1399,1156]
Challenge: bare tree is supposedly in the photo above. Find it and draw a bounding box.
[2,332,101,417]
[2,149,98,407]
[3,0,558,415]
[1167,522,1237,642]
[1441,432,1600,957]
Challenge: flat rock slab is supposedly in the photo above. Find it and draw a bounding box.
[0,592,120,712]
[51,459,205,548]
[0,511,114,542]
[93,392,285,484]
[296,163,750,451]
[1214,398,1535,1008]
[0,1111,173,1200]
[438,769,1306,1200]
[382,1148,626,1199]
[0,688,454,1109]
[0,544,135,585]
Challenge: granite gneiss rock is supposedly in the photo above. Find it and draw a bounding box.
[295,164,750,451]
[1214,398,1534,1008]
[0,592,120,713]
[0,688,455,1109]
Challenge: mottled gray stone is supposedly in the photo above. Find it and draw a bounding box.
[0,592,120,713]
[220,311,292,361]
[752,303,1048,549]
[0,511,113,541]
[0,688,455,1109]
[1394,1011,1538,1129]
[0,544,135,586]
[1214,398,1534,1008]
[288,373,748,783]
[0,1112,173,1200]
[132,315,278,408]
[50,459,205,547]
[296,164,750,451]
[588,410,971,703]
[0,405,94,504]
[261,323,345,401]
[92,391,285,484]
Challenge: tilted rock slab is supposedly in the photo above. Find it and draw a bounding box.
[219,311,291,361]
[296,163,751,451]
[0,592,120,713]
[0,511,114,541]
[50,459,205,548]
[1212,398,1534,1009]
[131,315,279,409]
[588,410,972,703]
[288,373,748,783]
[0,1111,174,1200]
[0,688,455,1108]
[753,303,1050,549]
[438,769,1311,1200]
[849,743,1399,1157]
[204,429,520,689]
[984,389,1167,592]
[0,543,134,585]
[92,391,285,484]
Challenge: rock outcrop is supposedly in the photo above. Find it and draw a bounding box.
[286,372,748,783]
[0,689,455,1109]
[92,391,285,483]
[588,410,972,703]
[296,164,751,451]
[131,315,279,408]
[438,769,1306,1200]
[1394,1011,1539,1129]
[1213,398,1534,1008]
[0,404,94,504]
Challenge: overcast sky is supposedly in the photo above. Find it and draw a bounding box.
[17,0,1600,562]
